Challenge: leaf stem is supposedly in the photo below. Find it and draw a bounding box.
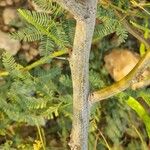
[23,49,68,71]
[36,124,46,150]
[0,49,68,77]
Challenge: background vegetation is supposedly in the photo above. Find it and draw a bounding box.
[0,0,150,149]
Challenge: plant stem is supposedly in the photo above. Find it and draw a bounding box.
[98,129,112,150]
[90,49,150,103]
[115,12,150,49]
[23,49,68,71]
[130,20,150,33]
[68,0,97,149]
[0,70,9,77]
[36,124,46,150]
[0,49,68,77]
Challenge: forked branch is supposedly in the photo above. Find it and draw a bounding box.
[90,49,150,103]
[90,11,150,103]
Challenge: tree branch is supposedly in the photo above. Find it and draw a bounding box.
[68,0,98,149]
[90,10,150,103]
[90,49,150,103]
[116,12,150,49]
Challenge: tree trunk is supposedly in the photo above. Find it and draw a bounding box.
[69,1,97,149]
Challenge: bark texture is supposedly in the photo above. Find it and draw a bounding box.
[54,0,97,149]
[68,1,97,149]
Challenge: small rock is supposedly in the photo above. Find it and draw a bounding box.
[3,8,18,25]
[104,49,150,89]
[0,30,21,55]
[42,64,51,70]
[104,49,139,81]
[13,0,20,3]
[22,43,30,51]
[2,26,9,32]
[0,1,7,7]
[9,27,16,32]
[29,48,39,57]
[6,0,13,5]
[25,52,34,62]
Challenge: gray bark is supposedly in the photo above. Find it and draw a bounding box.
[55,0,97,149]
[69,1,97,149]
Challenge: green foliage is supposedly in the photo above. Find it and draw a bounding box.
[138,89,150,107]
[33,0,53,11]
[39,35,55,56]
[124,88,150,139]
[11,26,42,42]
[11,3,128,57]
[0,52,72,126]
[112,0,130,9]
[94,5,128,44]
[33,0,63,13]
[11,9,73,56]
[127,96,150,138]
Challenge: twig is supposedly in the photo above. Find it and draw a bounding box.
[98,129,112,150]
[116,12,150,49]
[0,49,68,77]
[24,49,68,71]
[90,10,150,103]
[93,133,99,150]
[36,123,46,150]
[132,125,147,150]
